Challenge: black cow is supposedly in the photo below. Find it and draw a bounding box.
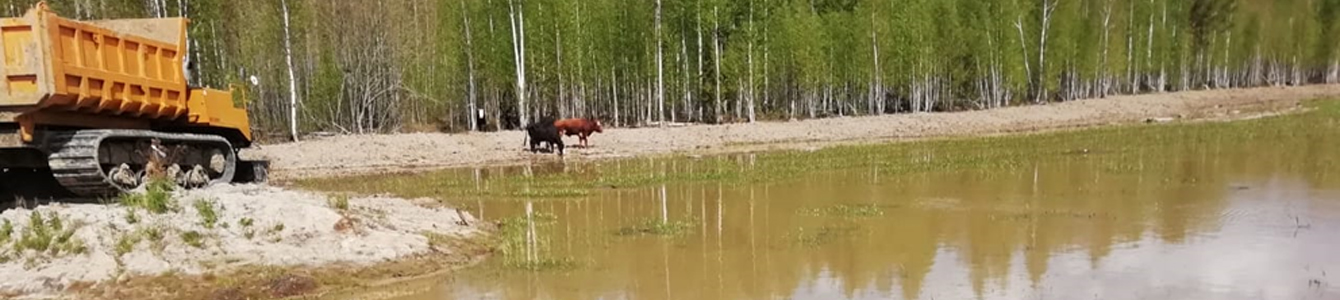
[524,117,564,156]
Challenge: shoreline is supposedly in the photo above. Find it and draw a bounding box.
[250,85,1340,181]
[0,185,490,300]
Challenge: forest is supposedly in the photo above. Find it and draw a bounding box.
[2,0,1337,141]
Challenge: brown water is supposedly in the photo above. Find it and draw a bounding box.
[341,124,1340,300]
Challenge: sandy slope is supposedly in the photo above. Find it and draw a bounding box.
[0,184,483,299]
[249,85,1340,180]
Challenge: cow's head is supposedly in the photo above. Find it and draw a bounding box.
[591,119,604,133]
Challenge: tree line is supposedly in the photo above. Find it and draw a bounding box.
[3,0,1338,141]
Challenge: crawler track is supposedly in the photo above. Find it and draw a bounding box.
[44,129,236,197]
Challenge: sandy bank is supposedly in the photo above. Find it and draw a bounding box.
[0,184,484,299]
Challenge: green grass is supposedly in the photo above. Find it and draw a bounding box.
[503,257,579,271]
[615,219,697,236]
[114,233,139,256]
[141,226,165,242]
[118,178,177,214]
[491,213,578,271]
[5,211,86,257]
[194,198,220,229]
[799,204,887,218]
[125,208,140,224]
[0,220,12,245]
[328,194,350,211]
[180,231,205,248]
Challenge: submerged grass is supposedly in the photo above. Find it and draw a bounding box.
[786,224,860,247]
[799,204,887,218]
[616,219,697,236]
[491,212,578,271]
[298,99,1340,205]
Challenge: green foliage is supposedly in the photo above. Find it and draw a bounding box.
[7,211,85,257]
[180,231,206,248]
[616,219,696,236]
[125,208,140,224]
[141,226,165,243]
[119,179,177,214]
[328,195,350,211]
[194,198,221,229]
[114,233,139,256]
[0,220,12,245]
[494,212,577,270]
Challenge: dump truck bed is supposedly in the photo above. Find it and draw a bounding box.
[0,3,250,145]
[0,7,190,117]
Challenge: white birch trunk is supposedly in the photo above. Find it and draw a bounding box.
[462,0,478,131]
[280,0,300,141]
[870,11,882,115]
[712,7,722,124]
[655,0,665,126]
[1037,0,1055,103]
[1145,0,1154,91]
[509,0,529,127]
[1014,17,1032,101]
[746,0,755,123]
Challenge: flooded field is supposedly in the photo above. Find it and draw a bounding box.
[303,101,1340,300]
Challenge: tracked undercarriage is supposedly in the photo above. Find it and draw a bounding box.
[3,128,267,198]
[1,3,267,199]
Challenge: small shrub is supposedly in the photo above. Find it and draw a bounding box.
[180,231,205,248]
[141,226,164,242]
[16,212,53,252]
[114,234,139,256]
[118,178,177,214]
[239,218,255,227]
[0,219,12,245]
[10,212,83,256]
[328,195,350,211]
[125,208,140,224]
[56,237,87,255]
[194,198,220,229]
[269,224,285,233]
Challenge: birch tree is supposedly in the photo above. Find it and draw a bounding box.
[280,0,299,141]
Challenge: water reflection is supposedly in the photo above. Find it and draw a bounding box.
[368,130,1340,300]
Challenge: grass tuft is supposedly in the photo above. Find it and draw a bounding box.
[786,224,859,247]
[616,219,696,236]
[328,195,350,211]
[193,198,220,229]
[180,231,205,248]
[799,204,886,218]
[118,178,177,214]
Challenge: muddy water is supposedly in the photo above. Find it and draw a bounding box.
[357,125,1338,300]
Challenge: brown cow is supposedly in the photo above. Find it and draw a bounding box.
[554,118,603,147]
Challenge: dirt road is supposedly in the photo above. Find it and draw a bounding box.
[249,85,1340,180]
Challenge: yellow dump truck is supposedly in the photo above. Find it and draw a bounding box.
[1,3,266,197]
